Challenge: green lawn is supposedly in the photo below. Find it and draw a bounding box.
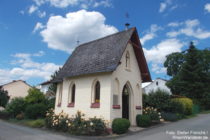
[8,119,45,128]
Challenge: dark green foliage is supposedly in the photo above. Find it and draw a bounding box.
[25,87,46,104]
[164,52,185,76]
[25,119,45,128]
[88,117,107,135]
[0,87,9,107]
[166,99,185,114]
[0,111,11,120]
[46,97,55,109]
[161,112,179,122]
[48,68,61,96]
[143,94,149,108]
[164,97,193,116]
[25,103,47,119]
[136,114,151,127]
[112,118,130,134]
[192,104,200,114]
[6,97,26,117]
[164,42,210,109]
[16,113,24,120]
[143,89,171,112]
[199,92,210,110]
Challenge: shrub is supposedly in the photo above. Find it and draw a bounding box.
[25,119,45,128]
[16,113,24,120]
[112,118,130,134]
[145,89,171,112]
[0,87,9,108]
[6,97,26,117]
[136,114,151,127]
[192,104,200,114]
[46,97,55,109]
[25,103,47,119]
[143,107,161,122]
[0,110,11,120]
[45,110,108,135]
[166,99,185,114]
[161,112,179,122]
[171,98,193,115]
[88,117,107,135]
[25,87,46,104]
[200,92,210,110]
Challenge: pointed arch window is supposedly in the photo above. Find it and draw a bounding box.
[125,51,130,69]
[57,83,63,107]
[95,81,100,103]
[68,83,76,107]
[113,78,120,109]
[91,80,100,108]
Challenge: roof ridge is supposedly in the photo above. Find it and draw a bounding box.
[75,27,135,49]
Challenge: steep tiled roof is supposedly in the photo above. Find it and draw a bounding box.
[53,27,151,83]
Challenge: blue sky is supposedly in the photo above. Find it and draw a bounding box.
[0,0,210,86]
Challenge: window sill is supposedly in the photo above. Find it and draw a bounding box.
[67,103,75,107]
[112,105,120,109]
[91,103,100,108]
[136,106,142,110]
[57,103,61,107]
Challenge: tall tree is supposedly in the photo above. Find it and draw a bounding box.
[165,42,210,109]
[0,87,10,107]
[48,68,61,96]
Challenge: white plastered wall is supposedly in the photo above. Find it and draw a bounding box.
[111,43,143,126]
[54,73,112,121]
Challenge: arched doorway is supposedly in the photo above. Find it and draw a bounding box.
[122,84,130,119]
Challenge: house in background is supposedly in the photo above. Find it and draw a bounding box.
[36,80,52,94]
[142,78,171,94]
[52,27,151,126]
[0,80,32,99]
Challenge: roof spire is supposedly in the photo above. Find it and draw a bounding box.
[77,40,80,45]
[125,12,130,30]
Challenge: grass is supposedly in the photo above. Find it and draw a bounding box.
[199,110,210,114]
[8,119,45,128]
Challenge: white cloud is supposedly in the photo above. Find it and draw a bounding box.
[159,0,172,13]
[28,5,38,14]
[167,19,210,39]
[33,22,45,33]
[40,10,118,53]
[141,33,155,45]
[0,51,60,85]
[159,3,167,13]
[93,0,111,8]
[168,22,182,27]
[32,0,112,8]
[204,3,210,13]
[143,38,184,74]
[151,64,166,74]
[140,24,162,45]
[38,11,46,18]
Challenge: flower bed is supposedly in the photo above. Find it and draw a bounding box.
[45,109,109,136]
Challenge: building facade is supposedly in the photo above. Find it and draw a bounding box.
[53,28,151,126]
[143,78,171,94]
[1,80,32,99]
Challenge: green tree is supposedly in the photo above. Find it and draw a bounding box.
[6,97,26,117]
[25,87,46,104]
[164,42,210,109]
[164,52,185,76]
[48,68,61,96]
[0,87,9,107]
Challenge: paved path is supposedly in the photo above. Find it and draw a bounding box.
[118,114,210,140]
[0,114,210,140]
